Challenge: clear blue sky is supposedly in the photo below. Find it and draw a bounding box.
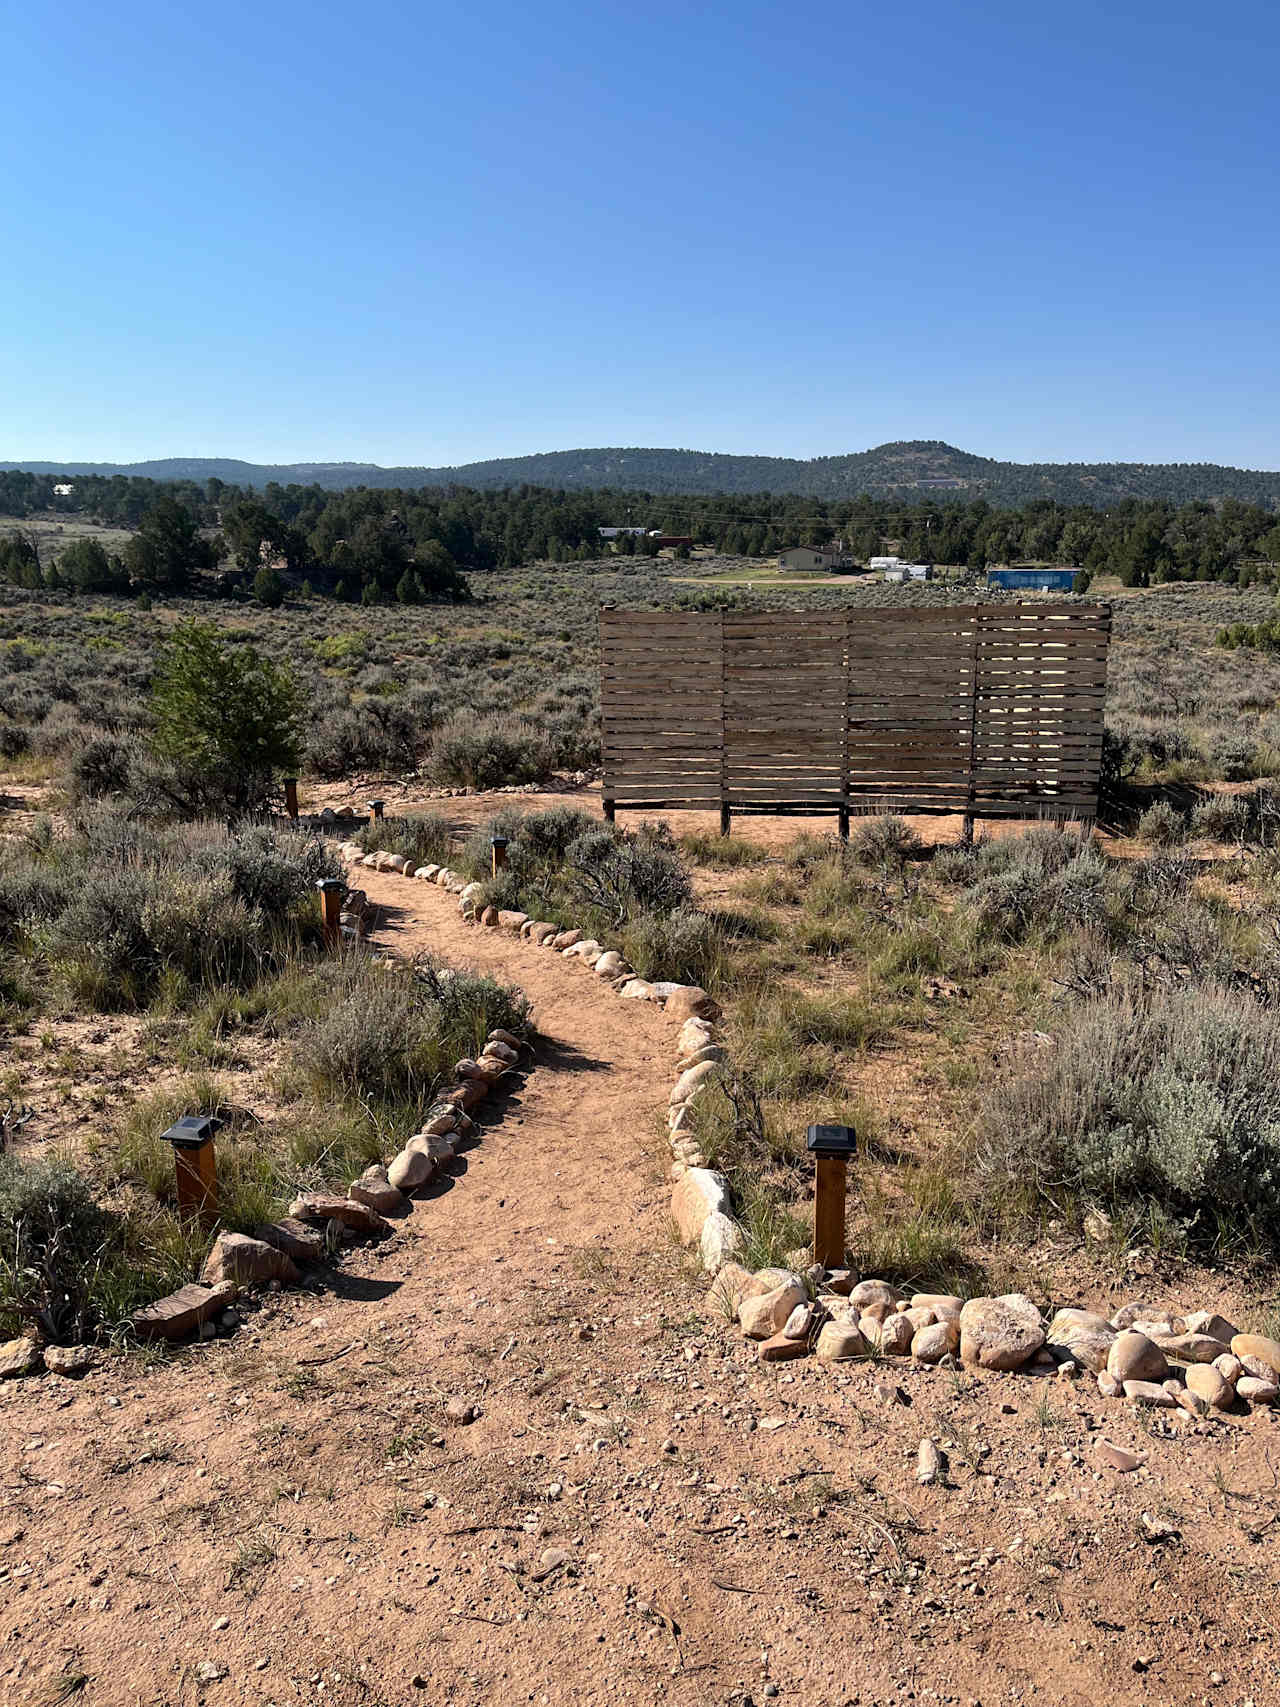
[4,0,1278,468]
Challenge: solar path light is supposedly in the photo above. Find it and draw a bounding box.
[807,1122,857,1268]
[368,799,385,824]
[162,1114,221,1226]
[490,835,509,876]
[317,877,345,950]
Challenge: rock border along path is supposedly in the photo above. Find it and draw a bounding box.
[338,844,1280,1430]
[339,841,749,1274]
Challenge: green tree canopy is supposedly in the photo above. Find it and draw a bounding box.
[123,498,221,589]
[150,620,302,815]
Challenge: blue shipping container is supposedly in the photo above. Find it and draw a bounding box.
[986,568,1079,591]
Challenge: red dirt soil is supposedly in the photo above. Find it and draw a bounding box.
[2,865,1278,1707]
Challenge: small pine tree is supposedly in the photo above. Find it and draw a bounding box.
[252,565,285,607]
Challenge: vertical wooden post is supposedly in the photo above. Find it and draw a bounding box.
[806,1122,856,1270]
[813,1158,848,1269]
[491,836,508,876]
[284,777,299,822]
[602,798,616,824]
[317,877,344,950]
[720,802,731,838]
[163,1116,220,1228]
[838,805,850,842]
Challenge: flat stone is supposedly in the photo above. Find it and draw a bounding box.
[758,1332,809,1363]
[254,1219,324,1265]
[1094,1439,1145,1472]
[911,1292,963,1321]
[348,1172,405,1215]
[669,1061,721,1105]
[1185,1311,1240,1345]
[288,1194,389,1235]
[552,929,582,949]
[497,910,529,931]
[671,1167,729,1243]
[740,1267,798,1299]
[1185,1364,1233,1408]
[1045,1308,1116,1374]
[483,1040,520,1065]
[131,1282,237,1343]
[595,951,627,979]
[1237,1376,1280,1404]
[201,1232,300,1289]
[43,1344,95,1377]
[1149,1331,1226,1365]
[1240,1353,1278,1382]
[1106,1330,1170,1385]
[738,1282,806,1340]
[1176,1386,1210,1419]
[912,1320,960,1363]
[1230,1334,1280,1378]
[815,1320,870,1360]
[1112,1301,1183,1332]
[488,1028,524,1050]
[959,1294,1045,1370]
[0,1336,42,1378]
[618,979,656,999]
[904,1305,936,1333]
[665,986,723,1023]
[1123,1379,1177,1407]
[850,1279,902,1310]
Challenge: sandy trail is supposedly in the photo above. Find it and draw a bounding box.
[1,870,1276,1707]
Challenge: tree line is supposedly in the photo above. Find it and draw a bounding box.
[2,467,1280,599]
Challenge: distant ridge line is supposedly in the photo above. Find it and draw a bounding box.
[4,440,1280,507]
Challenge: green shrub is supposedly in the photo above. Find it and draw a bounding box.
[296,959,530,1111]
[849,813,922,870]
[680,832,769,869]
[622,907,725,988]
[1190,793,1252,842]
[430,713,551,789]
[1136,799,1186,846]
[69,733,140,800]
[355,812,453,869]
[0,1154,109,1341]
[964,836,1108,943]
[565,824,692,926]
[979,982,1280,1251]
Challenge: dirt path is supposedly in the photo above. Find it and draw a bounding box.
[2,874,1278,1707]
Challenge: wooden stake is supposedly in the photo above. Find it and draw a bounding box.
[174,1137,218,1227]
[491,837,508,876]
[317,878,344,950]
[813,1157,847,1269]
[284,777,299,822]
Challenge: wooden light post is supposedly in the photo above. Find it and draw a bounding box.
[317,877,344,950]
[368,799,385,824]
[162,1114,221,1227]
[807,1123,857,1269]
[490,835,508,877]
[283,777,299,822]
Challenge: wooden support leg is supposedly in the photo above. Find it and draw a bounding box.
[838,806,850,842]
[961,813,975,848]
[603,798,616,824]
[720,802,731,838]
[813,1156,848,1269]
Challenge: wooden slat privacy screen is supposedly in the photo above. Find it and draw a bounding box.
[600,604,1111,827]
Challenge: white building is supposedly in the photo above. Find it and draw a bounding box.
[53,483,75,496]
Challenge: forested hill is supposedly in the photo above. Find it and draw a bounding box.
[7,440,1280,507]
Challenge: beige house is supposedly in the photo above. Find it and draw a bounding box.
[778,544,850,572]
